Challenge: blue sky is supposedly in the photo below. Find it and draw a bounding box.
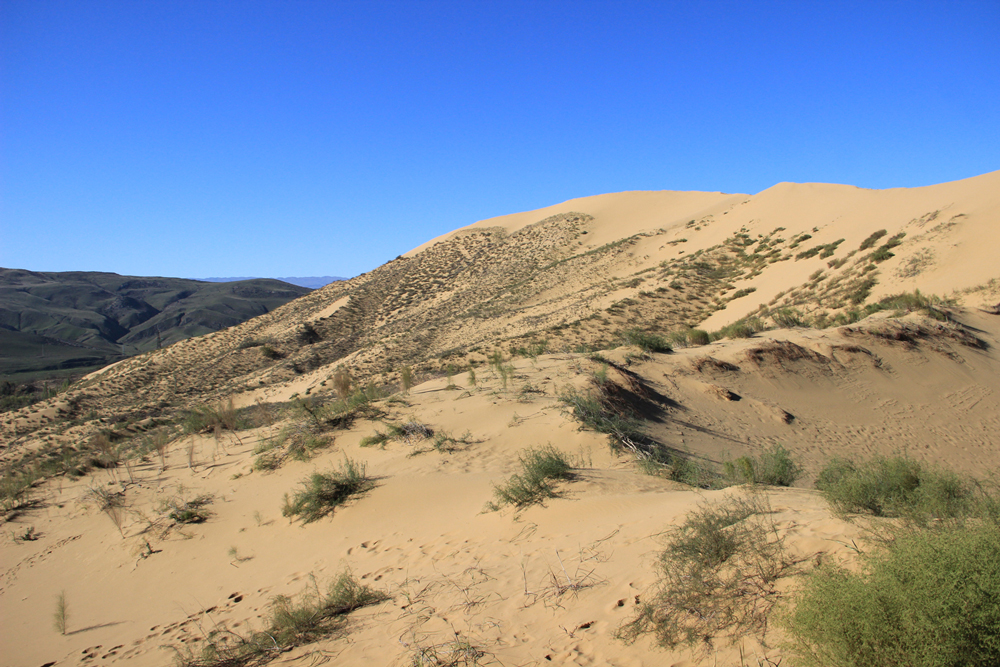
[2,0,998,279]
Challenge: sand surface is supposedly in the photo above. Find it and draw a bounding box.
[3,171,1000,666]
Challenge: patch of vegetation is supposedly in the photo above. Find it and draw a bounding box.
[0,379,65,413]
[183,400,243,434]
[281,458,373,524]
[637,449,725,489]
[618,494,792,650]
[781,523,1000,667]
[173,570,387,667]
[710,316,767,341]
[858,229,888,250]
[163,494,214,524]
[1,470,39,514]
[485,445,574,511]
[816,455,977,521]
[619,329,672,354]
[558,377,644,449]
[724,444,802,486]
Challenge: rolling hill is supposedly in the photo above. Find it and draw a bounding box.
[0,270,310,380]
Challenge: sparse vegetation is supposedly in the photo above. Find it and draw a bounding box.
[164,494,214,524]
[282,458,373,524]
[724,444,802,486]
[53,590,68,635]
[619,329,672,354]
[173,570,387,667]
[858,229,888,250]
[485,445,574,511]
[618,494,792,650]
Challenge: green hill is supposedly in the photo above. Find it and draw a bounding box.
[0,269,310,380]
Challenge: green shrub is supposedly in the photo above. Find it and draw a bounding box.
[686,329,710,346]
[782,524,1000,667]
[618,495,790,649]
[858,229,887,251]
[711,317,767,341]
[724,444,802,487]
[619,329,672,354]
[282,459,373,524]
[816,455,973,520]
[485,445,574,511]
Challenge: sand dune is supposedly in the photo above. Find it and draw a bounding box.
[2,171,999,666]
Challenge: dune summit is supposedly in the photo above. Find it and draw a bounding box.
[2,171,1000,666]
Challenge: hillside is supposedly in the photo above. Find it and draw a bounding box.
[2,171,1000,667]
[8,171,996,429]
[0,271,310,380]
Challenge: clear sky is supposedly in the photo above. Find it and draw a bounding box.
[2,0,998,280]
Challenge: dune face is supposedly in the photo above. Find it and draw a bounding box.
[2,172,999,667]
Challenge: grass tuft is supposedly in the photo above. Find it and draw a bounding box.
[485,445,574,511]
[281,459,373,524]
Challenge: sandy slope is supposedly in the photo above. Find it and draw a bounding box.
[3,306,999,666]
[3,172,1000,666]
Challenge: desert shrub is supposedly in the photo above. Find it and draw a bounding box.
[771,307,807,328]
[558,384,643,448]
[724,444,802,487]
[164,494,213,524]
[619,329,672,354]
[260,345,283,359]
[485,445,574,511]
[686,329,710,346]
[858,229,887,250]
[638,448,725,489]
[711,317,767,341]
[282,459,372,524]
[816,455,974,520]
[173,570,387,667]
[618,494,791,650]
[1,470,38,514]
[183,400,242,434]
[782,524,1000,667]
[431,430,474,452]
[848,276,878,305]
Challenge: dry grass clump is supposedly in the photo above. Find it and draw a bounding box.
[360,420,434,448]
[173,570,387,667]
[162,493,214,524]
[692,356,740,373]
[281,458,373,524]
[618,494,792,650]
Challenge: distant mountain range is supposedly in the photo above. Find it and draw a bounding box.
[0,269,310,380]
[199,276,345,289]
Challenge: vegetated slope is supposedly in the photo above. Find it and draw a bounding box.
[2,309,1000,667]
[0,270,310,379]
[3,170,999,442]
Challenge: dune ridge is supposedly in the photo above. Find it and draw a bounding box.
[2,171,999,666]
